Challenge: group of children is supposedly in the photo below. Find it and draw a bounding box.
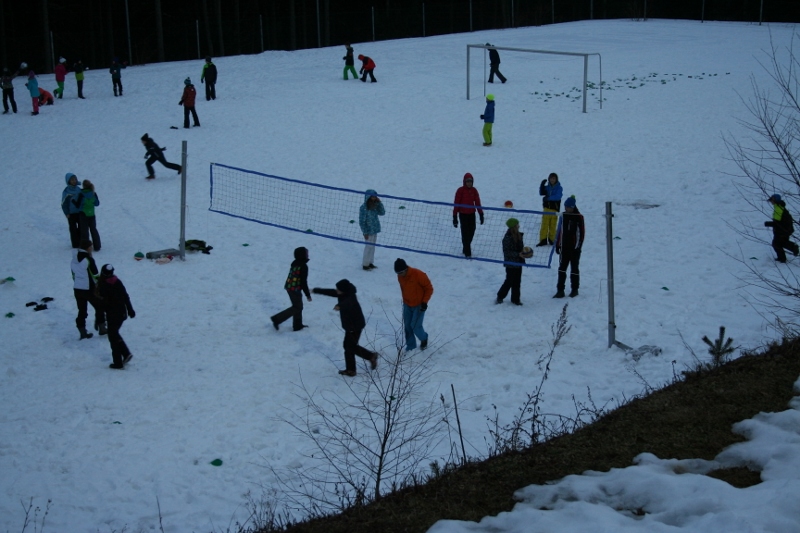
[342,44,377,82]
[62,173,137,369]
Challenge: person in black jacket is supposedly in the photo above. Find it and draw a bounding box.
[496,218,526,306]
[97,264,135,369]
[312,279,378,377]
[271,247,312,331]
[200,57,217,101]
[342,44,357,80]
[554,196,585,298]
[765,194,799,263]
[141,133,182,180]
[487,43,506,84]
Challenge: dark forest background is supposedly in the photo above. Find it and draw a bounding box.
[2,0,798,74]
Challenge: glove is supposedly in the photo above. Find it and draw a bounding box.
[480,114,484,119]
[420,302,428,312]
[764,221,772,227]
[129,309,136,319]
[453,215,458,228]
[479,214,484,225]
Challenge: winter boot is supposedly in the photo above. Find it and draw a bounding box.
[79,329,94,340]
[553,290,565,299]
[569,289,579,298]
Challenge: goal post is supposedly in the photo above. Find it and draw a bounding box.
[466,44,603,113]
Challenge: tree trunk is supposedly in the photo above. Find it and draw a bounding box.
[107,0,115,62]
[289,0,296,50]
[41,0,52,72]
[202,0,214,56]
[215,0,225,56]
[154,0,165,62]
[234,0,240,55]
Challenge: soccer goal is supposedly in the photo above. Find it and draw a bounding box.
[466,44,603,113]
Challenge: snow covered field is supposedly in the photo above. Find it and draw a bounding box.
[1,18,799,533]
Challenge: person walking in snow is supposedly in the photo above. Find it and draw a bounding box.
[358,54,376,83]
[480,94,495,146]
[24,71,39,115]
[71,239,106,340]
[312,279,378,377]
[97,264,135,369]
[73,59,86,99]
[141,133,182,180]
[271,247,312,332]
[487,44,507,84]
[342,44,357,80]
[1,67,19,114]
[61,172,83,248]
[554,196,585,298]
[359,189,385,270]
[54,57,67,98]
[109,58,126,96]
[496,218,527,306]
[179,77,200,128]
[453,172,484,257]
[200,56,217,101]
[765,194,799,263]
[72,179,102,251]
[537,172,563,247]
[395,258,433,351]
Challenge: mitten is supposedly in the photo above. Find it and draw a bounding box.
[479,213,484,225]
[420,302,428,312]
[129,309,136,318]
[480,114,484,119]
[764,221,772,227]
[453,215,458,228]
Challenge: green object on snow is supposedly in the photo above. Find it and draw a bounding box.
[614,236,621,240]
[661,287,670,291]
[750,257,758,260]
[113,421,122,424]
[210,458,223,466]
[306,229,313,233]
[134,251,145,260]
[398,206,406,210]
[349,220,355,223]
[5,312,14,318]
[242,243,249,247]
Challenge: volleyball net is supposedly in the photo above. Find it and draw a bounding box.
[209,163,556,268]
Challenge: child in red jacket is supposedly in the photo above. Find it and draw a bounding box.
[179,77,200,128]
[358,54,377,83]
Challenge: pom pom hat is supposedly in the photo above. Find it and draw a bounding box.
[564,196,577,208]
[394,258,408,274]
[506,218,519,228]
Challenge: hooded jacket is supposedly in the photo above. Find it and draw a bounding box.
[539,178,563,211]
[766,199,795,238]
[557,207,585,254]
[71,248,99,291]
[180,83,197,107]
[284,247,311,298]
[358,55,376,71]
[25,74,39,98]
[359,189,385,235]
[142,135,166,159]
[201,61,217,84]
[483,99,495,123]
[73,186,99,217]
[453,173,484,217]
[98,274,134,321]
[62,173,83,216]
[502,228,525,266]
[55,63,67,82]
[313,279,366,332]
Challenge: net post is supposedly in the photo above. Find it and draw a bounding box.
[582,54,588,113]
[466,45,470,100]
[179,140,187,261]
[606,201,630,350]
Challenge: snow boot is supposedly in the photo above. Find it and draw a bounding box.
[569,289,579,298]
[553,291,565,299]
[79,329,93,340]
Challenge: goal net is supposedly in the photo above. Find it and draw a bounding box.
[209,163,556,268]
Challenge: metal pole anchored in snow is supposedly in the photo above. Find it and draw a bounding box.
[179,141,187,260]
[606,202,630,350]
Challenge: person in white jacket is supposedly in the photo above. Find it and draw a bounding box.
[70,240,106,339]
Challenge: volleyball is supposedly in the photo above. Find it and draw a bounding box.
[521,246,534,258]
[504,200,514,208]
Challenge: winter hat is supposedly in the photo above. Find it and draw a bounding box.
[564,195,577,208]
[770,194,782,202]
[335,279,355,294]
[506,218,519,229]
[59,57,66,63]
[28,71,35,78]
[101,264,114,276]
[205,56,212,62]
[357,54,364,60]
[394,258,408,274]
[141,133,150,141]
[184,77,192,86]
[486,94,495,101]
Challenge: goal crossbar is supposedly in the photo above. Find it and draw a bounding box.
[466,44,603,113]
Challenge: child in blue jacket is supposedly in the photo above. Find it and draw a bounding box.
[480,94,495,146]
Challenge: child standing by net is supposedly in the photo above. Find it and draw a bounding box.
[359,189,385,270]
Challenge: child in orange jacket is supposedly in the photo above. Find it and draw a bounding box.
[394,258,433,351]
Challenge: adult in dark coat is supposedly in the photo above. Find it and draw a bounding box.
[554,196,585,298]
[200,57,217,101]
[452,172,484,257]
[141,133,182,180]
[765,194,799,263]
[313,279,378,377]
[97,264,135,369]
[496,218,526,306]
[1,67,18,113]
[271,247,312,331]
[487,44,506,84]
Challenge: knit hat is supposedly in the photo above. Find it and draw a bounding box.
[59,57,66,63]
[564,195,577,208]
[141,133,149,141]
[205,56,212,62]
[486,94,495,101]
[770,194,782,202]
[358,54,364,60]
[101,264,114,276]
[506,218,519,228]
[184,77,192,86]
[335,279,355,294]
[394,258,408,273]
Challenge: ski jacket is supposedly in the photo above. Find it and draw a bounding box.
[201,62,217,84]
[358,55,376,71]
[489,48,501,65]
[179,85,197,107]
[73,62,85,81]
[98,275,134,321]
[38,88,54,103]
[359,189,385,235]
[483,100,495,123]
[143,137,166,159]
[766,200,795,238]
[453,174,484,217]
[502,229,525,266]
[557,208,585,254]
[71,249,99,291]
[397,267,433,308]
[539,179,563,211]
[1,71,17,89]
[73,188,99,217]
[343,47,355,66]
[313,280,366,332]
[109,62,125,80]
[62,173,83,216]
[55,63,67,82]
[284,247,311,298]
[25,76,39,97]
